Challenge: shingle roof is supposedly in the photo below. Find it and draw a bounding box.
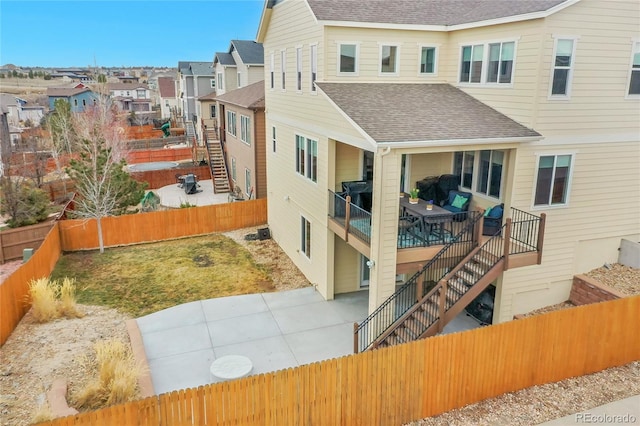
[198,91,217,101]
[190,62,214,76]
[230,40,264,65]
[316,83,541,143]
[158,77,176,98]
[46,87,91,97]
[214,81,265,110]
[107,82,149,90]
[306,0,571,26]
[214,52,236,66]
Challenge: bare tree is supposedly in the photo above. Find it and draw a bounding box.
[66,98,146,253]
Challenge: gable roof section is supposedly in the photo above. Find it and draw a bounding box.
[107,82,149,91]
[46,87,91,97]
[316,83,540,144]
[306,0,575,28]
[230,40,265,65]
[214,52,236,66]
[190,62,214,76]
[158,77,176,98]
[214,81,265,110]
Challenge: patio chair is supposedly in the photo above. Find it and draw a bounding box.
[483,203,504,236]
[442,190,472,221]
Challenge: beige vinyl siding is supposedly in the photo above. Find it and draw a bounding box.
[498,138,640,321]
[407,152,453,191]
[334,237,360,294]
[325,26,448,82]
[247,66,264,85]
[335,143,362,191]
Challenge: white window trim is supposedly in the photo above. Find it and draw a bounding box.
[227,110,237,137]
[237,71,242,88]
[210,79,215,89]
[625,38,640,99]
[530,152,576,211]
[217,72,224,91]
[296,45,303,93]
[280,49,287,92]
[456,38,519,88]
[270,52,275,90]
[231,157,237,182]
[453,150,505,201]
[548,35,579,100]
[240,115,251,145]
[244,168,251,197]
[310,43,318,95]
[337,42,360,76]
[417,44,439,77]
[295,133,318,184]
[271,125,277,153]
[378,43,401,77]
[300,214,312,260]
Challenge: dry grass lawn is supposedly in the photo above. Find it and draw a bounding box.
[50,234,276,317]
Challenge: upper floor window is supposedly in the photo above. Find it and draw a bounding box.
[74,99,78,107]
[270,52,275,89]
[310,44,317,92]
[339,43,358,74]
[419,46,436,74]
[628,41,640,96]
[82,99,86,106]
[460,41,516,85]
[217,72,224,91]
[210,78,216,89]
[237,72,242,88]
[550,38,576,98]
[137,89,146,98]
[453,150,504,199]
[210,105,216,118]
[295,134,318,183]
[534,154,573,206]
[272,126,277,153]
[281,49,286,90]
[227,110,237,137]
[240,115,251,145]
[126,91,131,96]
[380,44,399,75]
[296,46,303,92]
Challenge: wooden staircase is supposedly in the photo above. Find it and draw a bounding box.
[374,245,503,349]
[185,121,197,145]
[204,129,231,194]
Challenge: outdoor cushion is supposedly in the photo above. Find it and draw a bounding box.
[484,207,492,217]
[488,205,503,218]
[451,194,468,209]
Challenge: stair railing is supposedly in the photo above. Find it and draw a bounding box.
[354,211,483,353]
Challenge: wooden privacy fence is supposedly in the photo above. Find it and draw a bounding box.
[129,165,211,189]
[0,221,54,263]
[40,296,640,426]
[0,223,62,346]
[58,199,267,251]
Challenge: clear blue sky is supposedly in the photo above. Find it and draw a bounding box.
[0,0,264,68]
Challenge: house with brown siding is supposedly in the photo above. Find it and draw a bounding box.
[257,0,640,350]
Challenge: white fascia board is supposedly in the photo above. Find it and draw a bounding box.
[320,20,446,32]
[377,136,543,149]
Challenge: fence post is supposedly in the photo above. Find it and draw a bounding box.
[345,196,352,239]
[353,322,359,354]
[537,213,546,265]
[503,218,512,271]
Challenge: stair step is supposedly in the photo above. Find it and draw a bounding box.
[396,327,415,342]
[474,251,500,268]
[456,270,476,285]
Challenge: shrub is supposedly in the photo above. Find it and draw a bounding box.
[29,278,59,322]
[0,179,51,228]
[58,277,84,318]
[31,403,53,423]
[71,339,141,409]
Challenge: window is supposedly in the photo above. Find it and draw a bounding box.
[137,89,145,98]
[301,216,311,258]
[296,46,303,91]
[534,154,572,206]
[460,44,484,83]
[419,46,436,74]
[476,150,504,198]
[74,99,78,107]
[310,44,317,92]
[270,52,275,89]
[231,157,237,181]
[210,78,216,89]
[339,43,357,74]
[237,72,242,88]
[217,72,224,91]
[272,126,277,153]
[550,38,576,97]
[210,104,216,118]
[454,150,504,199]
[245,168,251,197]
[295,134,318,182]
[227,110,236,137]
[126,91,130,96]
[380,44,399,74]
[487,42,514,83]
[628,41,640,96]
[82,99,86,106]
[240,115,251,145]
[281,49,286,90]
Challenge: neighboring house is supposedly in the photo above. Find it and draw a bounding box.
[107,83,152,114]
[157,77,179,120]
[213,40,265,98]
[257,0,640,331]
[177,61,216,140]
[197,92,218,137]
[47,87,98,112]
[0,94,44,128]
[215,80,266,199]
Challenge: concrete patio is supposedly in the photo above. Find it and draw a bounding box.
[136,287,482,395]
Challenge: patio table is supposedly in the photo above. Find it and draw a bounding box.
[399,196,454,244]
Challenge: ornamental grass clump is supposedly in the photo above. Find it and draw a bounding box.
[71,339,142,409]
[28,277,84,322]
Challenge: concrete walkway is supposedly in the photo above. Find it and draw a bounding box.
[136,287,481,395]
